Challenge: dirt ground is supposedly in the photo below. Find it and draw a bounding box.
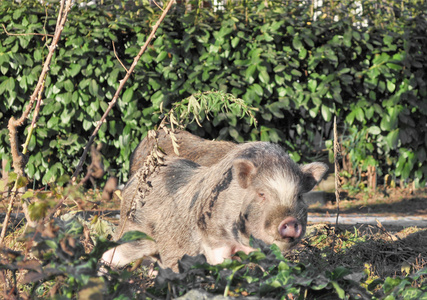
[308,188,427,217]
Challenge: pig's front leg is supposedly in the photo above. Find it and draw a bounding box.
[231,244,257,256]
[101,240,158,269]
[204,243,257,265]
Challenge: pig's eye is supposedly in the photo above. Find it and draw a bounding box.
[258,192,266,200]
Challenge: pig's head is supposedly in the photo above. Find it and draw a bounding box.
[231,143,328,251]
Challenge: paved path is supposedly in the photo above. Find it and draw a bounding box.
[308,213,427,228]
[2,212,426,228]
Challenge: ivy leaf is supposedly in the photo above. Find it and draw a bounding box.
[156,51,168,63]
[89,79,99,97]
[16,176,29,189]
[117,231,154,244]
[69,64,81,77]
[259,69,270,84]
[321,104,332,122]
[6,77,15,92]
[330,281,346,299]
[245,64,257,82]
[386,129,400,149]
[292,36,302,50]
[231,36,240,48]
[387,80,396,93]
[122,88,134,103]
[368,126,381,135]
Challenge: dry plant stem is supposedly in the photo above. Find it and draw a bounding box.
[112,41,129,72]
[106,130,163,266]
[334,116,341,226]
[329,116,340,256]
[1,24,54,38]
[72,0,175,182]
[0,0,73,245]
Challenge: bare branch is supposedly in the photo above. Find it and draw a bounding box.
[112,41,129,72]
[0,0,74,245]
[152,0,165,11]
[2,24,54,38]
[72,0,176,182]
[334,116,341,228]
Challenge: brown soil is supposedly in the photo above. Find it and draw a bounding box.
[308,187,427,217]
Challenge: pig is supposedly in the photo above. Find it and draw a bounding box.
[128,129,236,178]
[102,141,328,272]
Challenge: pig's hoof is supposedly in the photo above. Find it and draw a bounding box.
[97,258,113,278]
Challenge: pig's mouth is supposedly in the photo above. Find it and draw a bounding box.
[275,236,300,247]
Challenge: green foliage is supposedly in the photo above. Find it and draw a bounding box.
[1,212,426,298]
[20,218,110,298]
[153,239,370,299]
[1,0,427,186]
[368,268,427,299]
[2,213,156,299]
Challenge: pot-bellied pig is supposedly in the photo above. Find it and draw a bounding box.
[102,141,328,272]
[128,129,235,178]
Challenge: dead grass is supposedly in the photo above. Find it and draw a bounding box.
[309,188,427,216]
[288,223,427,293]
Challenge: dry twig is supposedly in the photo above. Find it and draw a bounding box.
[72,0,175,182]
[1,24,54,38]
[112,41,129,72]
[334,116,341,226]
[0,0,73,245]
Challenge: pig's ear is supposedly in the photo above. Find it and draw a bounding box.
[300,162,328,193]
[233,159,257,189]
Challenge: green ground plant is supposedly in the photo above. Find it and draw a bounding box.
[1,208,426,299]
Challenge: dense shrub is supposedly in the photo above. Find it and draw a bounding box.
[1,0,427,186]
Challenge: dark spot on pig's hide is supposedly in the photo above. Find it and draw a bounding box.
[165,159,200,194]
[212,168,232,196]
[189,190,200,209]
[264,219,271,229]
[177,237,184,248]
[244,203,253,220]
[232,223,239,240]
[207,168,232,213]
[238,147,259,161]
[198,214,207,230]
[220,227,228,237]
[237,213,248,237]
[232,214,248,240]
[148,222,156,232]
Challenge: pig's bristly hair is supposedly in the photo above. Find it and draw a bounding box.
[232,142,305,208]
[182,142,301,209]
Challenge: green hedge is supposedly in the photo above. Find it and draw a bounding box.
[1,0,427,187]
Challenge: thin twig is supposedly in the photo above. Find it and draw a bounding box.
[329,116,341,257]
[334,116,341,226]
[2,24,54,38]
[0,0,73,245]
[72,0,175,182]
[152,0,165,11]
[112,41,129,72]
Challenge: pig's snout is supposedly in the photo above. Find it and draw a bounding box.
[278,217,302,240]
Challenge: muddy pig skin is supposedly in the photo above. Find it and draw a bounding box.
[102,142,328,272]
[128,129,235,178]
